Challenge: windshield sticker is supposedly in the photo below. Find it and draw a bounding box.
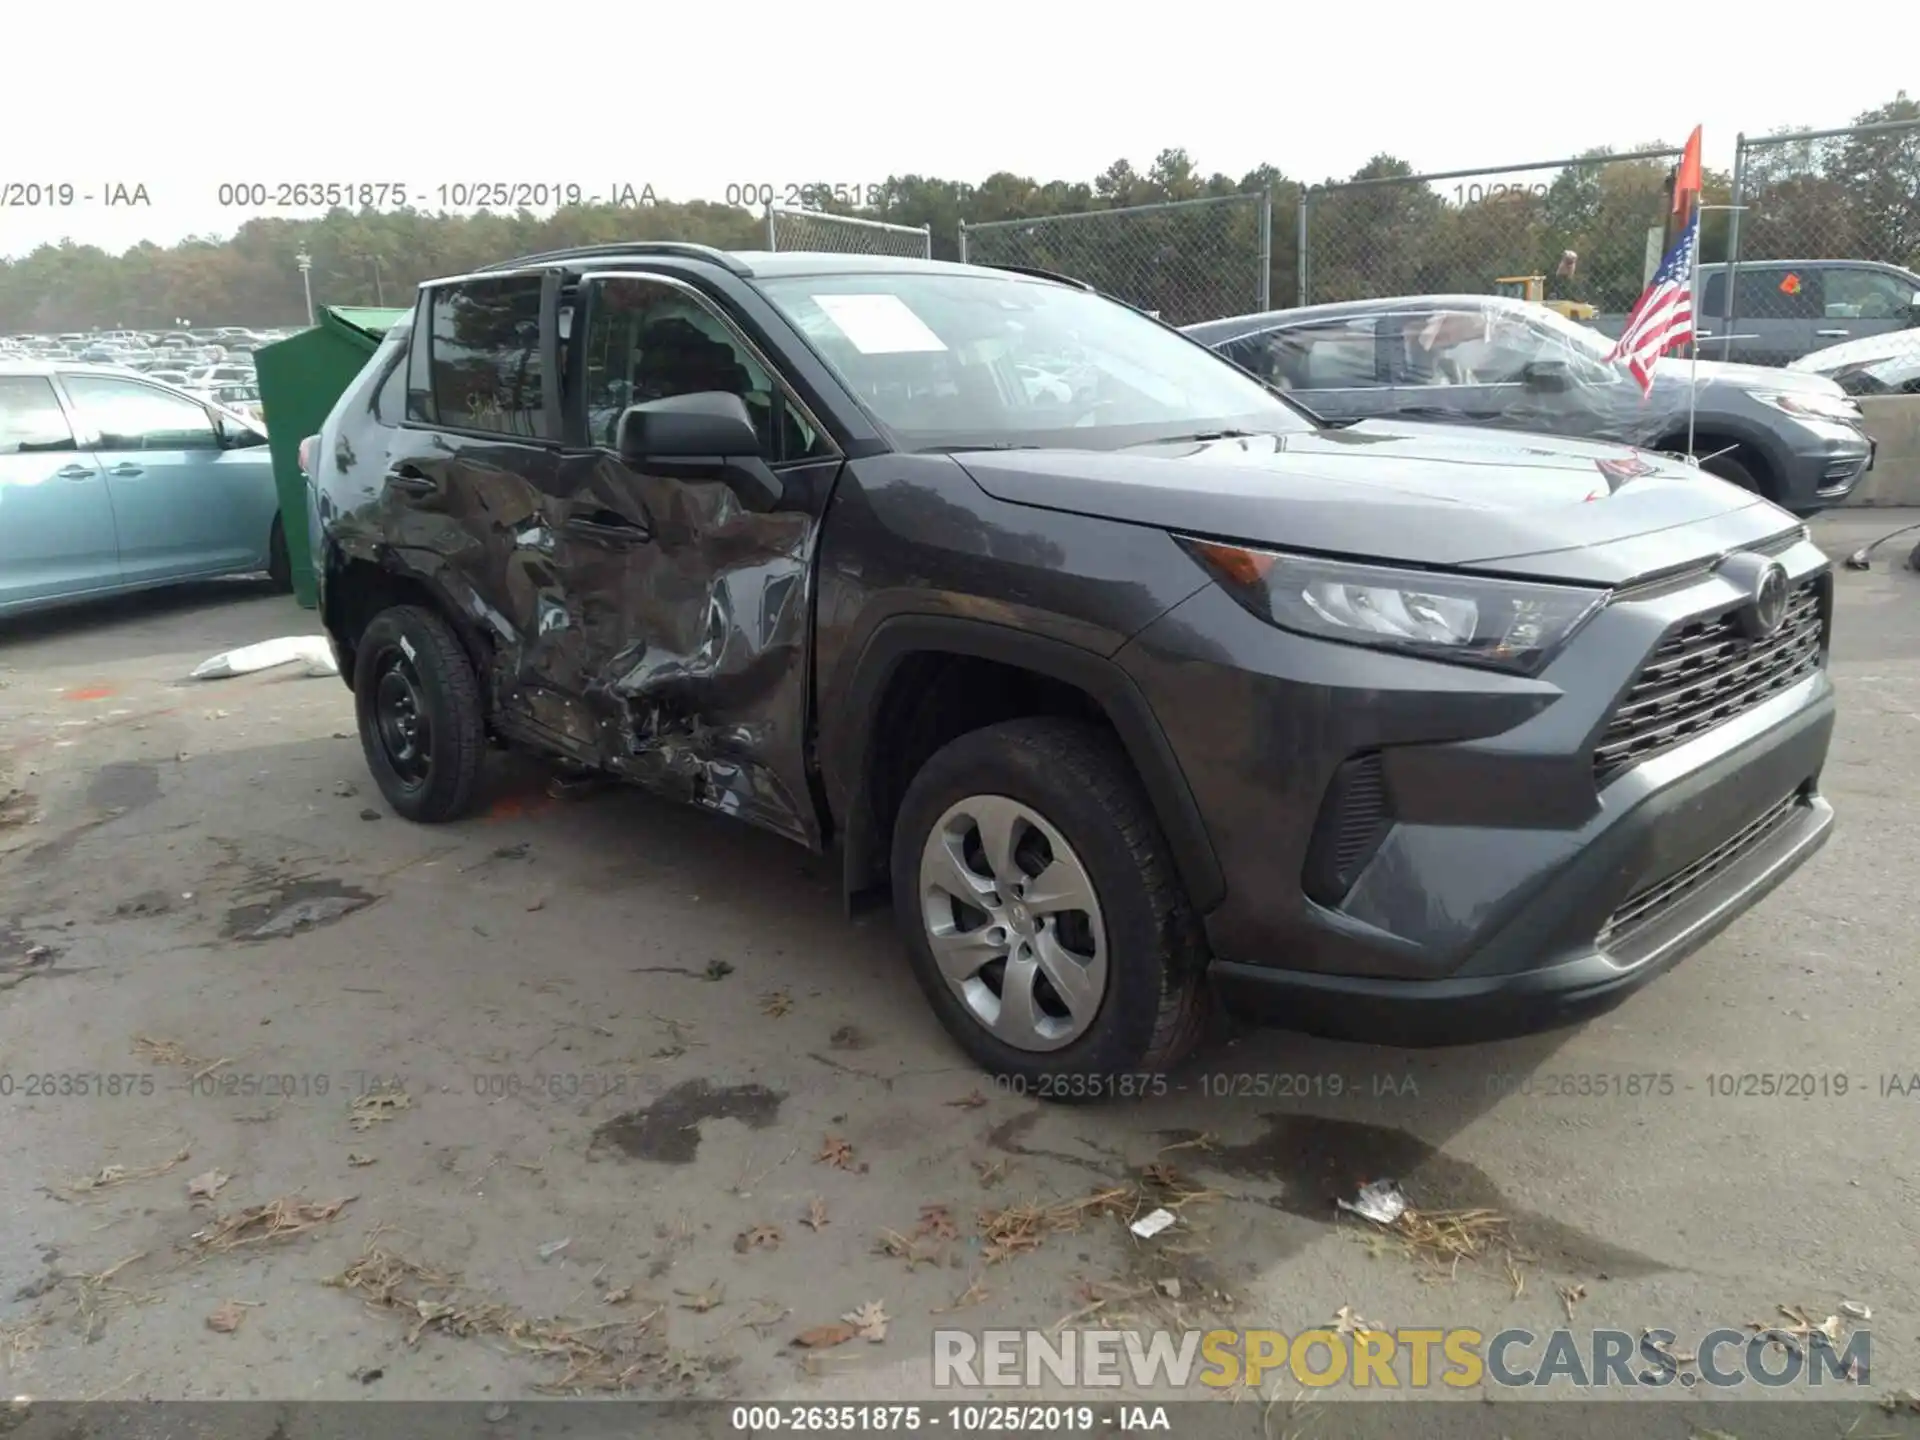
[811,294,948,355]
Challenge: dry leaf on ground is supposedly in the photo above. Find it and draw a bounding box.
[734,1224,782,1254]
[605,1286,632,1305]
[1331,1305,1377,1335]
[349,1088,410,1130]
[67,1147,191,1195]
[791,1321,857,1349]
[193,1195,354,1251]
[760,990,793,1018]
[133,1037,210,1069]
[187,1169,231,1202]
[205,1300,248,1333]
[675,1284,725,1313]
[946,1091,987,1109]
[1558,1282,1587,1322]
[913,1204,959,1241]
[801,1198,829,1231]
[816,1135,861,1170]
[347,1152,377,1167]
[843,1300,889,1342]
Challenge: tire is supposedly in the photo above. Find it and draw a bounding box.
[353,605,487,823]
[1698,453,1761,496]
[890,718,1211,1101]
[266,516,293,593]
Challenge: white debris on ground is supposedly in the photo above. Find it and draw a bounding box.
[190,637,338,681]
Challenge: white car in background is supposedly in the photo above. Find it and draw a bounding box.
[1789,328,1920,395]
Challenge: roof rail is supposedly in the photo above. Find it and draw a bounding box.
[981,263,1096,292]
[473,242,752,276]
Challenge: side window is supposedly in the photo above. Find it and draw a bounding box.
[1826,268,1913,320]
[1735,267,1823,321]
[1394,309,1520,387]
[424,275,547,438]
[1701,271,1727,316]
[0,375,77,453]
[60,375,218,450]
[1255,320,1381,390]
[579,276,832,464]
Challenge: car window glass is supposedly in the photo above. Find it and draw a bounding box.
[425,275,546,438]
[1825,269,1911,320]
[1261,320,1381,390]
[1395,309,1534,386]
[0,375,78,453]
[580,276,831,465]
[61,374,219,450]
[1735,267,1823,320]
[1702,271,1727,315]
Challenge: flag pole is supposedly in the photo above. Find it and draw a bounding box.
[1686,241,1700,460]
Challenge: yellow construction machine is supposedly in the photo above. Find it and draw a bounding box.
[1494,275,1597,321]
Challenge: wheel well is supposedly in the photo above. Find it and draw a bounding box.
[1655,430,1776,498]
[323,557,491,696]
[861,652,1109,876]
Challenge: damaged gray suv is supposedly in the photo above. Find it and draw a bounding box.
[310,244,1837,1096]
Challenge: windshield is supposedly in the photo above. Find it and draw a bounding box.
[757,271,1314,450]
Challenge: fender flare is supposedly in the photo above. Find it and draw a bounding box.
[831,615,1225,914]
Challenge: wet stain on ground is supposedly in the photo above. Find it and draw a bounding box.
[86,760,160,813]
[1175,1114,1670,1277]
[828,1024,871,1051]
[223,878,379,941]
[112,889,176,919]
[590,1079,784,1163]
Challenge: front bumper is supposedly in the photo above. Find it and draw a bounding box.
[1776,421,1872,511]
[1118,529,1837,1047]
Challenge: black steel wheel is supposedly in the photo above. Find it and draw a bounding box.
[353,606,486,822]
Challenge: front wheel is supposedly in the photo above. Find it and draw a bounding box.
[353,606,487,823]
[890,718,1210,1101]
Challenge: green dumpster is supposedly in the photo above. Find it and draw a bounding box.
[254,305,413,608]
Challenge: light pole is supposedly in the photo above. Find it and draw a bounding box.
[295,250,315,326]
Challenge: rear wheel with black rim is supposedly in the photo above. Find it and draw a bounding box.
[266,516,293,593]
[1698,453,1762,496]
[353,606,487,823]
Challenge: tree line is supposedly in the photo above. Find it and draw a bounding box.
[2,94,1912,332]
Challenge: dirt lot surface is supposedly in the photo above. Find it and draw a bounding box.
[3,514,1919,1420]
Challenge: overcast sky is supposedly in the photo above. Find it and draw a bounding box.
[1,0,1910,260]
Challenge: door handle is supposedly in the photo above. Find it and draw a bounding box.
[385,465,437,494]
[56,463,95,480]
[107,463,144,478]
[1815,329,1848,337]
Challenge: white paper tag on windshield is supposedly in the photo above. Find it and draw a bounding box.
[812,293,948,354]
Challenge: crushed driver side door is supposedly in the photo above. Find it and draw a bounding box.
[533,270,845,848]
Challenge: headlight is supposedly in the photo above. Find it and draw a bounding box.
[1756,391,1862,423]
[1177,539,1607,676]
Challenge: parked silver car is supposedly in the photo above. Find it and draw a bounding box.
[0,362,289,618]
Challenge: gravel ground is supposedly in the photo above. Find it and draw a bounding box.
[2,513,1918,1422]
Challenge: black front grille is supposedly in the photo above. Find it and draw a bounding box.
[1597,790,1806,951]
[1593,576,1825,784]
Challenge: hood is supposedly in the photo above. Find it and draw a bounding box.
[1789,327,1920,374]
[956,421,1797,587]
[1656,354,1843,395]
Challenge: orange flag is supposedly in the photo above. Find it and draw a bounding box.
[1671,125,1703,217]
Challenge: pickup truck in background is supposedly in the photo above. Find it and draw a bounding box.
[1591,258,1920,368]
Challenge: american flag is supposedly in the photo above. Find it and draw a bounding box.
[1605,216,1698,394]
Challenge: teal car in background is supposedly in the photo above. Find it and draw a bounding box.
[0,362,289,619]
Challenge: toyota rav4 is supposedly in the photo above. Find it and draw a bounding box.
[308,245,1836,1095]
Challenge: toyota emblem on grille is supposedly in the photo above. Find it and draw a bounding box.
[1717,553,1791,641]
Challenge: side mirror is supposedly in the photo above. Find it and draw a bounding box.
[614,391,782,510]
[1523,359,1574,394]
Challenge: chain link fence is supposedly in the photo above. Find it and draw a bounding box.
[1720,119,1920,391]
[765,207,931,258]
[1298,149,1689,323]
[958,193,1272,326]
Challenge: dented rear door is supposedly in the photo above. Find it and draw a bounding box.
[537,271,844,848]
